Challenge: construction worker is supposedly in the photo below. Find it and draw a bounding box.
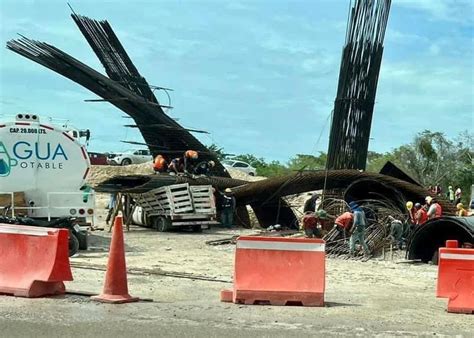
[303,193,319,212]
[333,210,353,239]
[456,203,469,217]
[220,188,236,228]
[454,187,462,205]
[448,186,455,203]
[167,157,184,175]
[414,203,428,226]
[194,160,215,176]
[406,201,415,224]
[426,196,442,220]
[153,154,167,173]
[183,150,198,174]
[348,202,370,256]
[388,215,404,249]
[302,209,328,238]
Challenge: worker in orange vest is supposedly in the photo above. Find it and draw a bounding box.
[333,210,353,239]
[302,209,328,238]
[414,203,428,226]
[426,196,442,220]
[183,150,198,174]
[153,154,167,173]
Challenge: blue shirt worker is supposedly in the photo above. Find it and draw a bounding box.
[220,188,236,228]
[349,202,370,256]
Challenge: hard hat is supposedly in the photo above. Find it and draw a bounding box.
[456,203,464,210]
[406,201,413,210]
[316,209,328,220]
[185,150,198,159]
[425,196,432,204]
[224,188,232,193]
[209,160,215,167]
[415,203,421,209]
[449,186,452,189]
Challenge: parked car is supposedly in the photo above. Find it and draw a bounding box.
[88,152,108,165]
[222,160,256,176]
[107,149,153,166]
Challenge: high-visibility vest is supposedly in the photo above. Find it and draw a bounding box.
[416,209,428,225]
[434,203,442,218]
[153,155,166,170]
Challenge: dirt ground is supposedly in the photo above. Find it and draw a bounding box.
[1,205,473,337]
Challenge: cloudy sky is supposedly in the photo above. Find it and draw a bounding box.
[0,0,472,162]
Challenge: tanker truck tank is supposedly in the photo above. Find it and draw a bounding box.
[0,113,94,224]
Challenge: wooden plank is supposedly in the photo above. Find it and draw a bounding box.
[171,191,190,198]
[191,193,211,198]
[174,202,193,208]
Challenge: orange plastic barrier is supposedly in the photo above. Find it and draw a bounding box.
[221,236,325,306]
[91,216,138,304]
[437,240,474,314]
[0,224,73,297]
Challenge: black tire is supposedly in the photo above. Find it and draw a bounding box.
[69,232,80,257]
[154,216,172,232]
[121,158,132,166]
[431,251,439,265]
[249,172,255,176]
[76,230,88,250]
[192,224,203,233]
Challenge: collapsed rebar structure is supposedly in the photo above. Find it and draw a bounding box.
[327,0,391,170]
[6,19,227,177]
[6,13,265,226]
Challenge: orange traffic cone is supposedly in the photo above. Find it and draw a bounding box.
[91,216,139,304]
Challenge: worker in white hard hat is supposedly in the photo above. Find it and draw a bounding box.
[426,196,442,220]
[220,188,236,228]
[448,185,455,203]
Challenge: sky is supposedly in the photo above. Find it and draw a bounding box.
[0,0,472,162]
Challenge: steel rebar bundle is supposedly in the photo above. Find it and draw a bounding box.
[71,14,159,105]
[322,197,406,258]
[326,0,391,170]
[6,36,227,177]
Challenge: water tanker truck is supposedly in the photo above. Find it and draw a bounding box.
[0,113,95,225]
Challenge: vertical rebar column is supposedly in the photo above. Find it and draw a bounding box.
[326,0,391,170]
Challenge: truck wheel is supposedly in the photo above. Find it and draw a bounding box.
[154,216,172,232]
[77,230,88,250]
[121,158,132,166]
[69,232,80,257]
[192,224,202,233]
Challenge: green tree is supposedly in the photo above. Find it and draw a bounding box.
[387,130,473,203]
[207,143,226,161]
[287,153,327,171]
[366,151,397,173]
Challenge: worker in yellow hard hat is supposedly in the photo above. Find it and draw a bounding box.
[406,201,415,225]
[456,203,468,217]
